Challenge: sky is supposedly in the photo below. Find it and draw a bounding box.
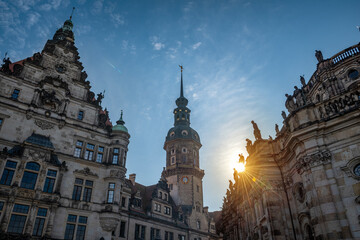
[0,0,359,211]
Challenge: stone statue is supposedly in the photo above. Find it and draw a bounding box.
[251,120,262,141]
[275,124,279,135]
[281,111,287,120]
[1,53,12,74]
[300,75,306,87]
[95,91,105,106]
[315,50,323,62]
[293,86,304,107]
[268,135,273,141]
[285,94,296,112]
[246,138,253,154]
[80,71,88,81]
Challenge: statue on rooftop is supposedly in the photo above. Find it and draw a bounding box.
[275,124,280,135]
[300,75,306,87]
[1,52,12,74]
[285,94,296,112]
[315,50,323,62]
[251,120,262,140]
[281,111,287,120]
[246,138,253,154]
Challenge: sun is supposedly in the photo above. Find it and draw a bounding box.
[234,161,246,172]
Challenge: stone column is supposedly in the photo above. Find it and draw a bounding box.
[0,200,14,231]
[45,205,56,237]
[24,203,38,234]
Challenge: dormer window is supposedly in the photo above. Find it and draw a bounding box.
[159,191,162,199]
[196,220,201,229]
[170,132,175,137]
[164,193,168,201]
[171,156,176,165]
[181,130,188,136]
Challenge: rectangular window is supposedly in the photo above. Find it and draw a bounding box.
[171,156,176,165]
[43,170,57,193]
[112,148,119,164]
[135,224,146,240]
[32,208,47,236]
[119,221,126,238]
[154,203,161,212]
[72,178,83,201]
[20,171,38,189]
[0,118,3,128]
[96,146,104,163]
[164,206,171,215]
[121,197,126,208]
[7,204,29,234]
[11,89,20,100]
[150,228,160,240]
[84,143,95,161]
[165,231,174,240]
[178,235,185,240]
[107,183,115,203]
[197,185,200,193]
[169,184,173,190]
[164,193,168,201]
[77,111,84,120]
[74,141,83,158]
[0,160,17,185]
[64,214,87,240]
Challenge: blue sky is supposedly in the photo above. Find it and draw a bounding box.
[1,0,359,211]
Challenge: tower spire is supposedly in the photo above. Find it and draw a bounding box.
[70,7,75,20]
[179,65,184,98]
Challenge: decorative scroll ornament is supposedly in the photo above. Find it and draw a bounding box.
[35,119,54,130]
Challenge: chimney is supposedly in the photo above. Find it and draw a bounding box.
[129,173,136,185]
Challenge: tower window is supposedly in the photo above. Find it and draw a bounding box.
[43,169,57,193]
[112,148,119,164]
[77,111,84,120]
[171,156,176,165]
[96,146,104,163]
[11,89,20,100]
[182,147,187,153]
[181,130,188,136]
[7,204,29,234]
[32,208,47,236]
[107,183,115,203]
[197,185,200,193]
[196,220,201,229]
[74,141,83,158]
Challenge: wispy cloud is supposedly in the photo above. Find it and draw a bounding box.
[27,12,40,28]
[111,13,125,27]
[92,0,104,14]
[150,36,165,51]
[39,0,64,11]
[192,42,202,50]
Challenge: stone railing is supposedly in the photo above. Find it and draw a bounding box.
[317,90,360,119]
[331,44,360,65]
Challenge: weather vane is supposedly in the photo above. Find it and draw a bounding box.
[70,7,75,20]
[179,65,184,72]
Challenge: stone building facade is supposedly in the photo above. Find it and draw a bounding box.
[220,43,360,240]
[0,16,217,240]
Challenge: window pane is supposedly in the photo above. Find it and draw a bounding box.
[85,180,93,187]
[8,214,27,233]
[98,147,104,152]
[109,183,115,189]
[25,162,40,171]
[74,148,81,158]
[72,186,82,200]
[107,190,114,203]
[113,148,119,154]
[64,224,75,240]
[47,170,57,177]
[96,153,103,163]
[5,160,17,169]
[77,111,84,120]
[78,216,88,224]
[0,202,4,211]
[13,204,29,214]
[67,215,77,223]
[37,208,47,217]
[75,178,83,185]
[32,217,45,236]
[76,225,86,240]
[76,141,83,147]
[43,177,55,193]
[120,221,126,237]
[83,188,92,202]
[0,169,14,185]
[20,171,38,189]
[86,144,95,150]
[112,155,118,164]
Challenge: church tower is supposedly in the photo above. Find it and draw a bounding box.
[163,67,204,213]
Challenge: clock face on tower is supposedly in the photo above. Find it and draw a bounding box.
[181,176,189,184]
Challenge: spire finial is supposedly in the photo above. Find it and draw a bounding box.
[179,65,184,97]
[70,7,75,20]
[116,110,125,125]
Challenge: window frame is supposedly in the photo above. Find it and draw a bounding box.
[43,169,57,193]
[74,140,83,158]
[84,143,95,161]
[32,207,48,237]
[96,146,104,163]
[77,110,84,121]
[0,160,17,186]
[112,148,120,164]
[7,203,30,234]
[64,214,88,240]
[11,89,20,100]
[107,183,115,203]
[20,162,40,190]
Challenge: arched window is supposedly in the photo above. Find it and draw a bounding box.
[305,224,315,240]
[21,162,40,190]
